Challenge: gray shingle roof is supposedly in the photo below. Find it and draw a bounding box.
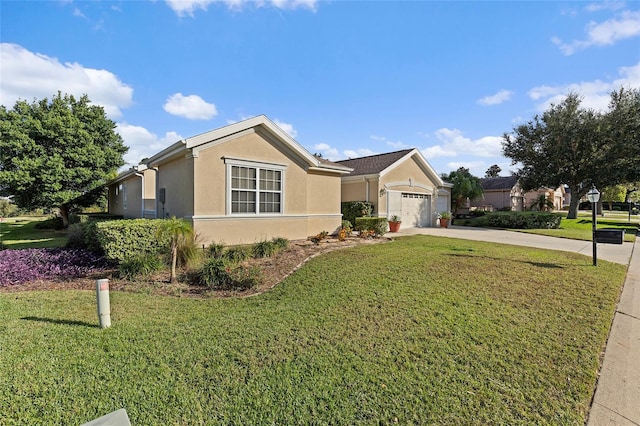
[334,149,414,177]
[480,176,519,191]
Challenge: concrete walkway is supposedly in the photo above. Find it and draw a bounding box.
[394,226,639,425]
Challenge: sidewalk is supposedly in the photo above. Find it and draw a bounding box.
[395,226,639,425]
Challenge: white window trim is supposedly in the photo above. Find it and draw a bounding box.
[224,158,287,216]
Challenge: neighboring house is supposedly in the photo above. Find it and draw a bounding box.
[470,176,565,212]
[108,115,352,245]
[335,149,453,228]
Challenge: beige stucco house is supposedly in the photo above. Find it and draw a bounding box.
[470,176,565,212]
[336,149,453,228]
[108,115,352,245]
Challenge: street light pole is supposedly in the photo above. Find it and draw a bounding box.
[587,185,600,266]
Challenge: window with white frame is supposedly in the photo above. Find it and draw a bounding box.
[227,159,285,214]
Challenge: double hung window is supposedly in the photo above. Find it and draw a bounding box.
[227,159,285,214]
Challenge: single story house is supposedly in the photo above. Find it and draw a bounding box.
[469,176,565,212]
[335,149,453,228]
[108,115,353,245]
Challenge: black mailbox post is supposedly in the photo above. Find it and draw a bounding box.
[595,229,625,245]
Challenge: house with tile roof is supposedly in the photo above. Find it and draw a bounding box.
[336,149,453,228]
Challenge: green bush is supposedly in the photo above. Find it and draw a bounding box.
[196,258,232,289]
[224,245,252,263]
[252,240,278,258]
[271,237,289,251]
[195,258,261,291]
[341,201,374,227]
[93,219,170,263]
[355,217,388,236]
[118,254,164,280]
[486,211,562,229]
[207,242,226,259]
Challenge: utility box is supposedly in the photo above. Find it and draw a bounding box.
[595,229,625,245]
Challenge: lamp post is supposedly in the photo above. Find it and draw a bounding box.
[587,185,600,266]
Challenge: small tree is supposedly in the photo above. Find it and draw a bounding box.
[600,184,627,211]
[529,194,554,211]
[156,217,194,284]
[441,167,484,216]
[485,164,502,178]
[0,93,128,227]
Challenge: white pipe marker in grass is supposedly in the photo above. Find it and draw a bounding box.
[96,279,111,328]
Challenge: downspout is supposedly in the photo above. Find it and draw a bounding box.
[365,178,370,202]
[135,172,144,218]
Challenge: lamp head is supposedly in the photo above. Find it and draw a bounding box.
[586,185,600,203]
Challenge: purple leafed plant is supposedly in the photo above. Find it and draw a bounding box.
[0,248,108,286]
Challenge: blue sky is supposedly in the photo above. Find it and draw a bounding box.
[1,0,638,177]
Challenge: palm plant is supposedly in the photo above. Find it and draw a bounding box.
[530,194,554,211]
[156,216,195,283]
[441,167,484,216]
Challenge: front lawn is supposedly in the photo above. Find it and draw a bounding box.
[0,236,627,424]
[0,217,68,249]
[516,216,637,242]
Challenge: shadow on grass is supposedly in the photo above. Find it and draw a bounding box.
[20,316,99,328]
[447,253,566,269]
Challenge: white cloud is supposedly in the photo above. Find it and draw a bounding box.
[0,43,133,118]
[552,10,640,55]
[273,119,298,138]
[163,93,217,120]
[528,60,640,111]
[165,0,317,17]
[424,128,503,160]
[477,89,514,106]
[116,122,182,166]
[343,148,376,159]
[312,143,339,160]
[370,134,408,149]
[585,2,626,13]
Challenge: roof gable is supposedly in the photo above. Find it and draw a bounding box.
[335,149,413,176]
[145,115,351,174]
[336,148,447,187]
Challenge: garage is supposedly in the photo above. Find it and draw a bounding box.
[388,191,431,228]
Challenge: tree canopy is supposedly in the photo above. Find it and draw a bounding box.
[502,89,640,219]
[485,164,502,178]
[0,93,128,226]
[441,167,484,215]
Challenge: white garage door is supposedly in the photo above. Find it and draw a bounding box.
[401,193,431,227]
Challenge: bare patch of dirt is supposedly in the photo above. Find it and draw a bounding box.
[0,237,390,298]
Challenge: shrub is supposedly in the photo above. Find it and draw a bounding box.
[341,201,374,227]
[224,245,252,263]
[207,242,226,259]
[485,211,562,229]
[355,217,388,236]
[93,219,170,263]
[228,265,262,291]
[195,258,261,291]
[341,220,353,236]
[0,248,108,286]
[118,254,164,280]
[271,237,289,251]
[34,216,64,230]
[252,240,278,258]
[196,257,232,289]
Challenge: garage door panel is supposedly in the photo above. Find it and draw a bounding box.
[401,193,430,227]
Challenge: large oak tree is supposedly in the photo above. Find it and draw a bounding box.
[502,89,640,219]
[0,93,128,226]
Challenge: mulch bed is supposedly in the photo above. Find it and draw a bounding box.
[0,237,391,298]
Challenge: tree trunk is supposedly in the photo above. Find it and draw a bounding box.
[59,204,70,228]
[567,191,581,219]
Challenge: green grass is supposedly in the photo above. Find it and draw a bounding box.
[0,236,627,425]
[0,217,68,249]
[516,212,638,242]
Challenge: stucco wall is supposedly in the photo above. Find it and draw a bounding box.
[157,156,194,219]
[341,180,367,202]
[108,174,143,218]
[378,157,435,218]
